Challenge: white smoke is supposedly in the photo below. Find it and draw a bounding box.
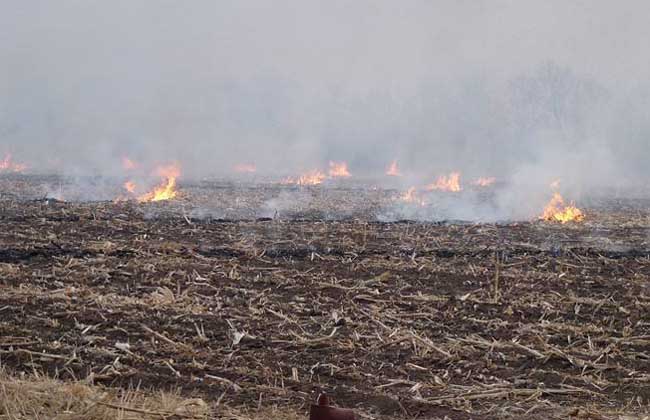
[1,1,649,220]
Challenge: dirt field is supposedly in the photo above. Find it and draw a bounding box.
[1,175,649,419]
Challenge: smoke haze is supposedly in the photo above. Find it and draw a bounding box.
[1,1,649,211]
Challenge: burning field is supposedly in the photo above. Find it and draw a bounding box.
[4,2,650,419]
[0,172,649,419]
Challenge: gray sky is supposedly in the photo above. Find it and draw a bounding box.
[3,1,648,86]
[1,1,649,182]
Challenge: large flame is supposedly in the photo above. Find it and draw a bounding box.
[282,170,327,186]
[386,160,401,177]
[328,161,351,178]
[474,177,496,187]
[540,192,584,223]
[425,172,461,192]
[234,163,256,173]
[0,154,27,173]
[138,163,181,202]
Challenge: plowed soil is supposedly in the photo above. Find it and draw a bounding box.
[1,176,649,419]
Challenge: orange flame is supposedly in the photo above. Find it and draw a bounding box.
[138,163,181,202]
[540,192,584,223]
[474,177,496,187]
[282,170,327,186]
[386,160,402,177]
[400,187,426,206]
[234,163,256,173]
[124,180,136,193]
[0,154,27,173]
[122,156,138,171]
[425,172,461,192]
[328,161,351,178]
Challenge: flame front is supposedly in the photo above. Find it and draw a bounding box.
[234,163,256,173]
[425,172,461,192]
[282,170,327,186]
[386,160,401,177]
[138,163,181,202]
[474,177,496,187]
[0,154,27,173]
[328,161,351,178]
[540,192,584,223]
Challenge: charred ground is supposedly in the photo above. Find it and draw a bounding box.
[0,175,649,419]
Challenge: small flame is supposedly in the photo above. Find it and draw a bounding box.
[401,187,418,202]
[124,180,136,193]
[282,170,327,186]
[122,157,138,171]
[0,154,27,173]
[540,192,584,223]
[234,163,256,173]
[386,160,402,177]
[328,161,351,178]
[138,163,181,202]
[550,179,561,189]
[400,187,426,206]
[474,177,496,187]
[425,172,461,192]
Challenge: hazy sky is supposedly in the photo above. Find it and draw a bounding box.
[1,1,649,180]
[3,1,648,87]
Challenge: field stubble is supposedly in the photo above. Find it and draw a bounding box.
[0,176,649,419]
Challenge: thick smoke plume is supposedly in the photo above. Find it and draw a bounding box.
[1,1,649,220]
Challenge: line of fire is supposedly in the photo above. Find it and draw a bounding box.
[1,153,586,224]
